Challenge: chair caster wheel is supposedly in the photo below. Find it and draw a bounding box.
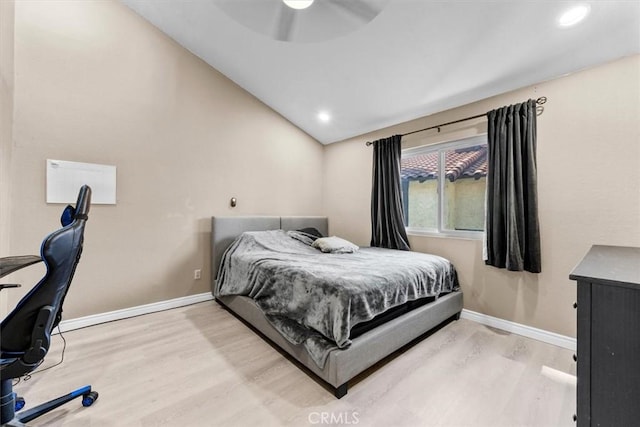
[82,391,99,407]
[15,396,25,411]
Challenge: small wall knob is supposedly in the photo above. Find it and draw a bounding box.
[230,197,237,208]
[573,354,577,362]
[573,301,577,309]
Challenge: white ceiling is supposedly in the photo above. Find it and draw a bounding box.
[121,0,640,144]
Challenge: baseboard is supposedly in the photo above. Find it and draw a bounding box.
[461,309,576,351]
[56,294,576,352]
[56,292,214,333]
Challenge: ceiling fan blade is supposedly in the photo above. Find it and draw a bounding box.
[328,0,380,23]
[274,3,296,41]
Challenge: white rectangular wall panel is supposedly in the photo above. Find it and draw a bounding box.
[46,159,117,204]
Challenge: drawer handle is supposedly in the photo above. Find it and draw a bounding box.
[573,354,577,362]
[573,301,577,309]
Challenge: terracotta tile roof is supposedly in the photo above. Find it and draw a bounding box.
[401,145,487,182]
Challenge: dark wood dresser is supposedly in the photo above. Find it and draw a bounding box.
[569,245,640,426]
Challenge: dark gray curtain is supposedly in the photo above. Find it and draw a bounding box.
[371,135,411,250]
[485,99,541,273]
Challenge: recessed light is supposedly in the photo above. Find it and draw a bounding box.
[317,111,331,123]
[558,4,590,27]
[283,0,314,10]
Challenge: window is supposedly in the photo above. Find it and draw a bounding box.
[401,135,487,237]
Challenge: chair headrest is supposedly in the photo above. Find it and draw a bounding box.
[75,185,91,218]
[60,185,92,226]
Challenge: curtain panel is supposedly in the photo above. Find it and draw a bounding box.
[484,99,541,273]
[370,135,411,251]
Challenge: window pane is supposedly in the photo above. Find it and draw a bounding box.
[401,152,438,229]
[442,144,487,232]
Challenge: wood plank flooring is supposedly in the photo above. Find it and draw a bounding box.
[12,301,576,426]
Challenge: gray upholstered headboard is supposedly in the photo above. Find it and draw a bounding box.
[210,216,328,292]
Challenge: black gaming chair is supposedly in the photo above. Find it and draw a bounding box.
[0,185,98,426]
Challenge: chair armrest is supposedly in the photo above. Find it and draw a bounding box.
[0,255,42,279]
[23,305,56,364]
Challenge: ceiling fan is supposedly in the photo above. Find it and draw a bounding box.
[215,0,389,43]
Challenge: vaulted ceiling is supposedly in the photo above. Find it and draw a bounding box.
[121,0,640,144]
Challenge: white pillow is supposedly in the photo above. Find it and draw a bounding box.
[312,236,359,254]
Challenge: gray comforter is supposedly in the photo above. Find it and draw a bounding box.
[215,230,459,368]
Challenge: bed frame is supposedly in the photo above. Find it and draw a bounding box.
[211,216,463,398]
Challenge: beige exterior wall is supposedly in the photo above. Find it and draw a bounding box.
[3,0,324,319]
[448,178,485,231]
[324,55,640,338]
[407,180,438,229]
[407,178,486,231]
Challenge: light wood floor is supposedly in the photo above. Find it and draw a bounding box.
[13,301,576,426]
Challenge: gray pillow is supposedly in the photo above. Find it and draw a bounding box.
[312,236,359,253]
[287,230,318,246]
[296,227,324,238]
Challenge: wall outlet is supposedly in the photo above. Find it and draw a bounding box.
[194,269,201,280]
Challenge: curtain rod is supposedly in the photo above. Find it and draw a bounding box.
[365,96,547,146]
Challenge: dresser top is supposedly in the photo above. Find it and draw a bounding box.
[570,245,640,287]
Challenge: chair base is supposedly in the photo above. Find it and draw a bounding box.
[1,379,98,426]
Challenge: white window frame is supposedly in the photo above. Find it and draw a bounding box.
[402,134,487,240]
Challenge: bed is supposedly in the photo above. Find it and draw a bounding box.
[211,216,463,398]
